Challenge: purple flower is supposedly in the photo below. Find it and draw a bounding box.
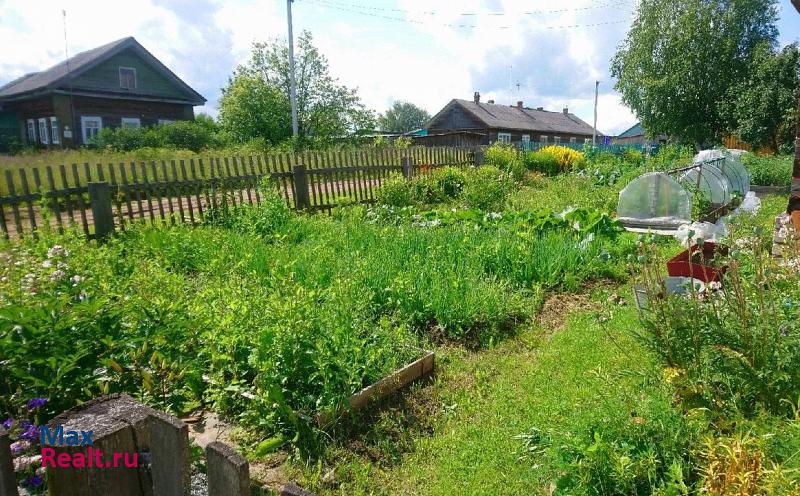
[18,423,38,441]
[10,440,30,454]
[1,418,12,430]
[26,397,48,410]
[23,475,43,488]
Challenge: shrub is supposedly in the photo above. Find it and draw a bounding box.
[463,166,510,211]
[524,146,585,175]
[92,120,221,152]
[429,166,467,198]
[742,154,793,187]
[375,173,414,207]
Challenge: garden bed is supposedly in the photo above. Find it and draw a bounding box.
[318,350,434,426]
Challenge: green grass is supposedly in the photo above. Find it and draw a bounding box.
[295,289,666,495]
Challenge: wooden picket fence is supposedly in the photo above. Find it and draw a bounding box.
[0,146,476,240]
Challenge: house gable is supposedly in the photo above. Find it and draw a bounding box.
[427,101,485,131]
[70,49,193,101]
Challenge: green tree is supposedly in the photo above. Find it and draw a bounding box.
[218,74,292,145]
[731,43,799,152]
[611,0,779,147]
[231,30,375,147]
[378,101,431,133]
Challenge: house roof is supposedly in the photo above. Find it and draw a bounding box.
[428,99,600,136]
[617,122,643,138]
[0,37,205,105]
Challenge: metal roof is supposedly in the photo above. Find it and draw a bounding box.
[0,37,205,105]
[617,122,644,138]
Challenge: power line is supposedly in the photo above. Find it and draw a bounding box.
[307,0,635,16]
[306,0,632,30]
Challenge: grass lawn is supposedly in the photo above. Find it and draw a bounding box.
[297,288,663,495]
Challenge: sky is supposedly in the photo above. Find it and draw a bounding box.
[0,0,798,135]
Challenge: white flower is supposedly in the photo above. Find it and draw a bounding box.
[50,270,66,281]
[70,275,84,286]
[41,260,53,268]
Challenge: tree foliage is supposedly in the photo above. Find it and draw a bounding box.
[378,101,431,133]
[221,31,375,147]
[611,0,779,147]
[730,43,799,152]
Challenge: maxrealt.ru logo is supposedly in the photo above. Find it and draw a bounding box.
[40,426,138,468]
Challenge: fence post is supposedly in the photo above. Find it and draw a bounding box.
[88,182,114,241]
[0,428,18,496]
[473,148,485,167]
[401,157,414,179]
[206,442,249,496]
[292,164,311,210]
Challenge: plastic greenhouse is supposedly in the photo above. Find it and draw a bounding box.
[616,149,751,232]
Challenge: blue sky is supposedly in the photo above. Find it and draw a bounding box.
[1,0,798,135]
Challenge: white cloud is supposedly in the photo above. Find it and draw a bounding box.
[0,0,640,133]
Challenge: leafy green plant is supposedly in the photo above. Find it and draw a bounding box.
[463,165,510,211]
[742,154,793,187]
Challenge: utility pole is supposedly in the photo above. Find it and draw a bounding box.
[287,0,299,138]
[592,81,599,147]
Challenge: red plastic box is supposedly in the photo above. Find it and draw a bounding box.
[666,242,728,283]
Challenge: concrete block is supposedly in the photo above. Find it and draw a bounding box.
[148,414,189,496]
[205,441,249,496]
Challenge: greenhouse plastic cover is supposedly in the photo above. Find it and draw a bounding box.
[679,163,732,205]
[692,149,750,196]
[617,172,692,229]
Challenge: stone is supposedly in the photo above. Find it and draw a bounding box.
[205,442,248,496]
[280,482,316,496]
[0,427,19,496]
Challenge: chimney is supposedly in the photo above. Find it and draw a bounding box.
[536,107,544,111]
[563,107,569,115]
[517,101,523,109]
[473,92,480,103]
[487,99,495,104]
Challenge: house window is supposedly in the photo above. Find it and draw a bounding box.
[26,120,36,142]
[81,116,102,143]
[158,119,174,125]
[554,136,561,145]
[121,117,141,128]
[119,67,137,89]
[497,132,511,144]
[570,137,577,144]
[38,118,50,145]
[584,138,592,145]
[50,117,60,144]
[540,135,548,144]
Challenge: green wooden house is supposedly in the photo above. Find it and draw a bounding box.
[0,37,205,149]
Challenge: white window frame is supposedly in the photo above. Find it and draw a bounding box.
[569,137,577,144]
[26,119,36,142]
[38,118,50,145]
[50,117,60,144]
[554,136,561,145]
[521,134,530,143]
[81,116,103,144]
[584,138,592,145]
[540,135,549,144]
[121,117,141,128]
[497,132,511,144]
[119,66,137,89]
[157,118,174,125]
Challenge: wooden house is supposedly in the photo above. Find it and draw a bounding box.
[422,92,598,147]
[0,37,205,148]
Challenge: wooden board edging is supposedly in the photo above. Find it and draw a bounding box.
[317,350,435,427]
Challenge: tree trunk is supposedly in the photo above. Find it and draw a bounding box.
[790,1,800,216]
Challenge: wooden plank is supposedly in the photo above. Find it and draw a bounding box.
[128,162,146,222]
[231,157,246,206]
[249,156,261,204]
[171,160,186,223]
[276,154,293,209]
[190,159,205,221]
[117,163,135,223]
[19,169,37,235]
[3,171,23,237]
[58,165,76,227]
[198,158,211,214]
[31,168,44,232]
[107,164,125,230]
[71,164,91,238]
[179,160,195,224]
[139,162,156,224]
[150,162,167,224]
[161,161,176,223]
[44,166,64,233]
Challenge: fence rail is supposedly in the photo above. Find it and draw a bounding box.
[0,146,475,239]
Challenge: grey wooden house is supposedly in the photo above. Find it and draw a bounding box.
[421,92,598,148]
